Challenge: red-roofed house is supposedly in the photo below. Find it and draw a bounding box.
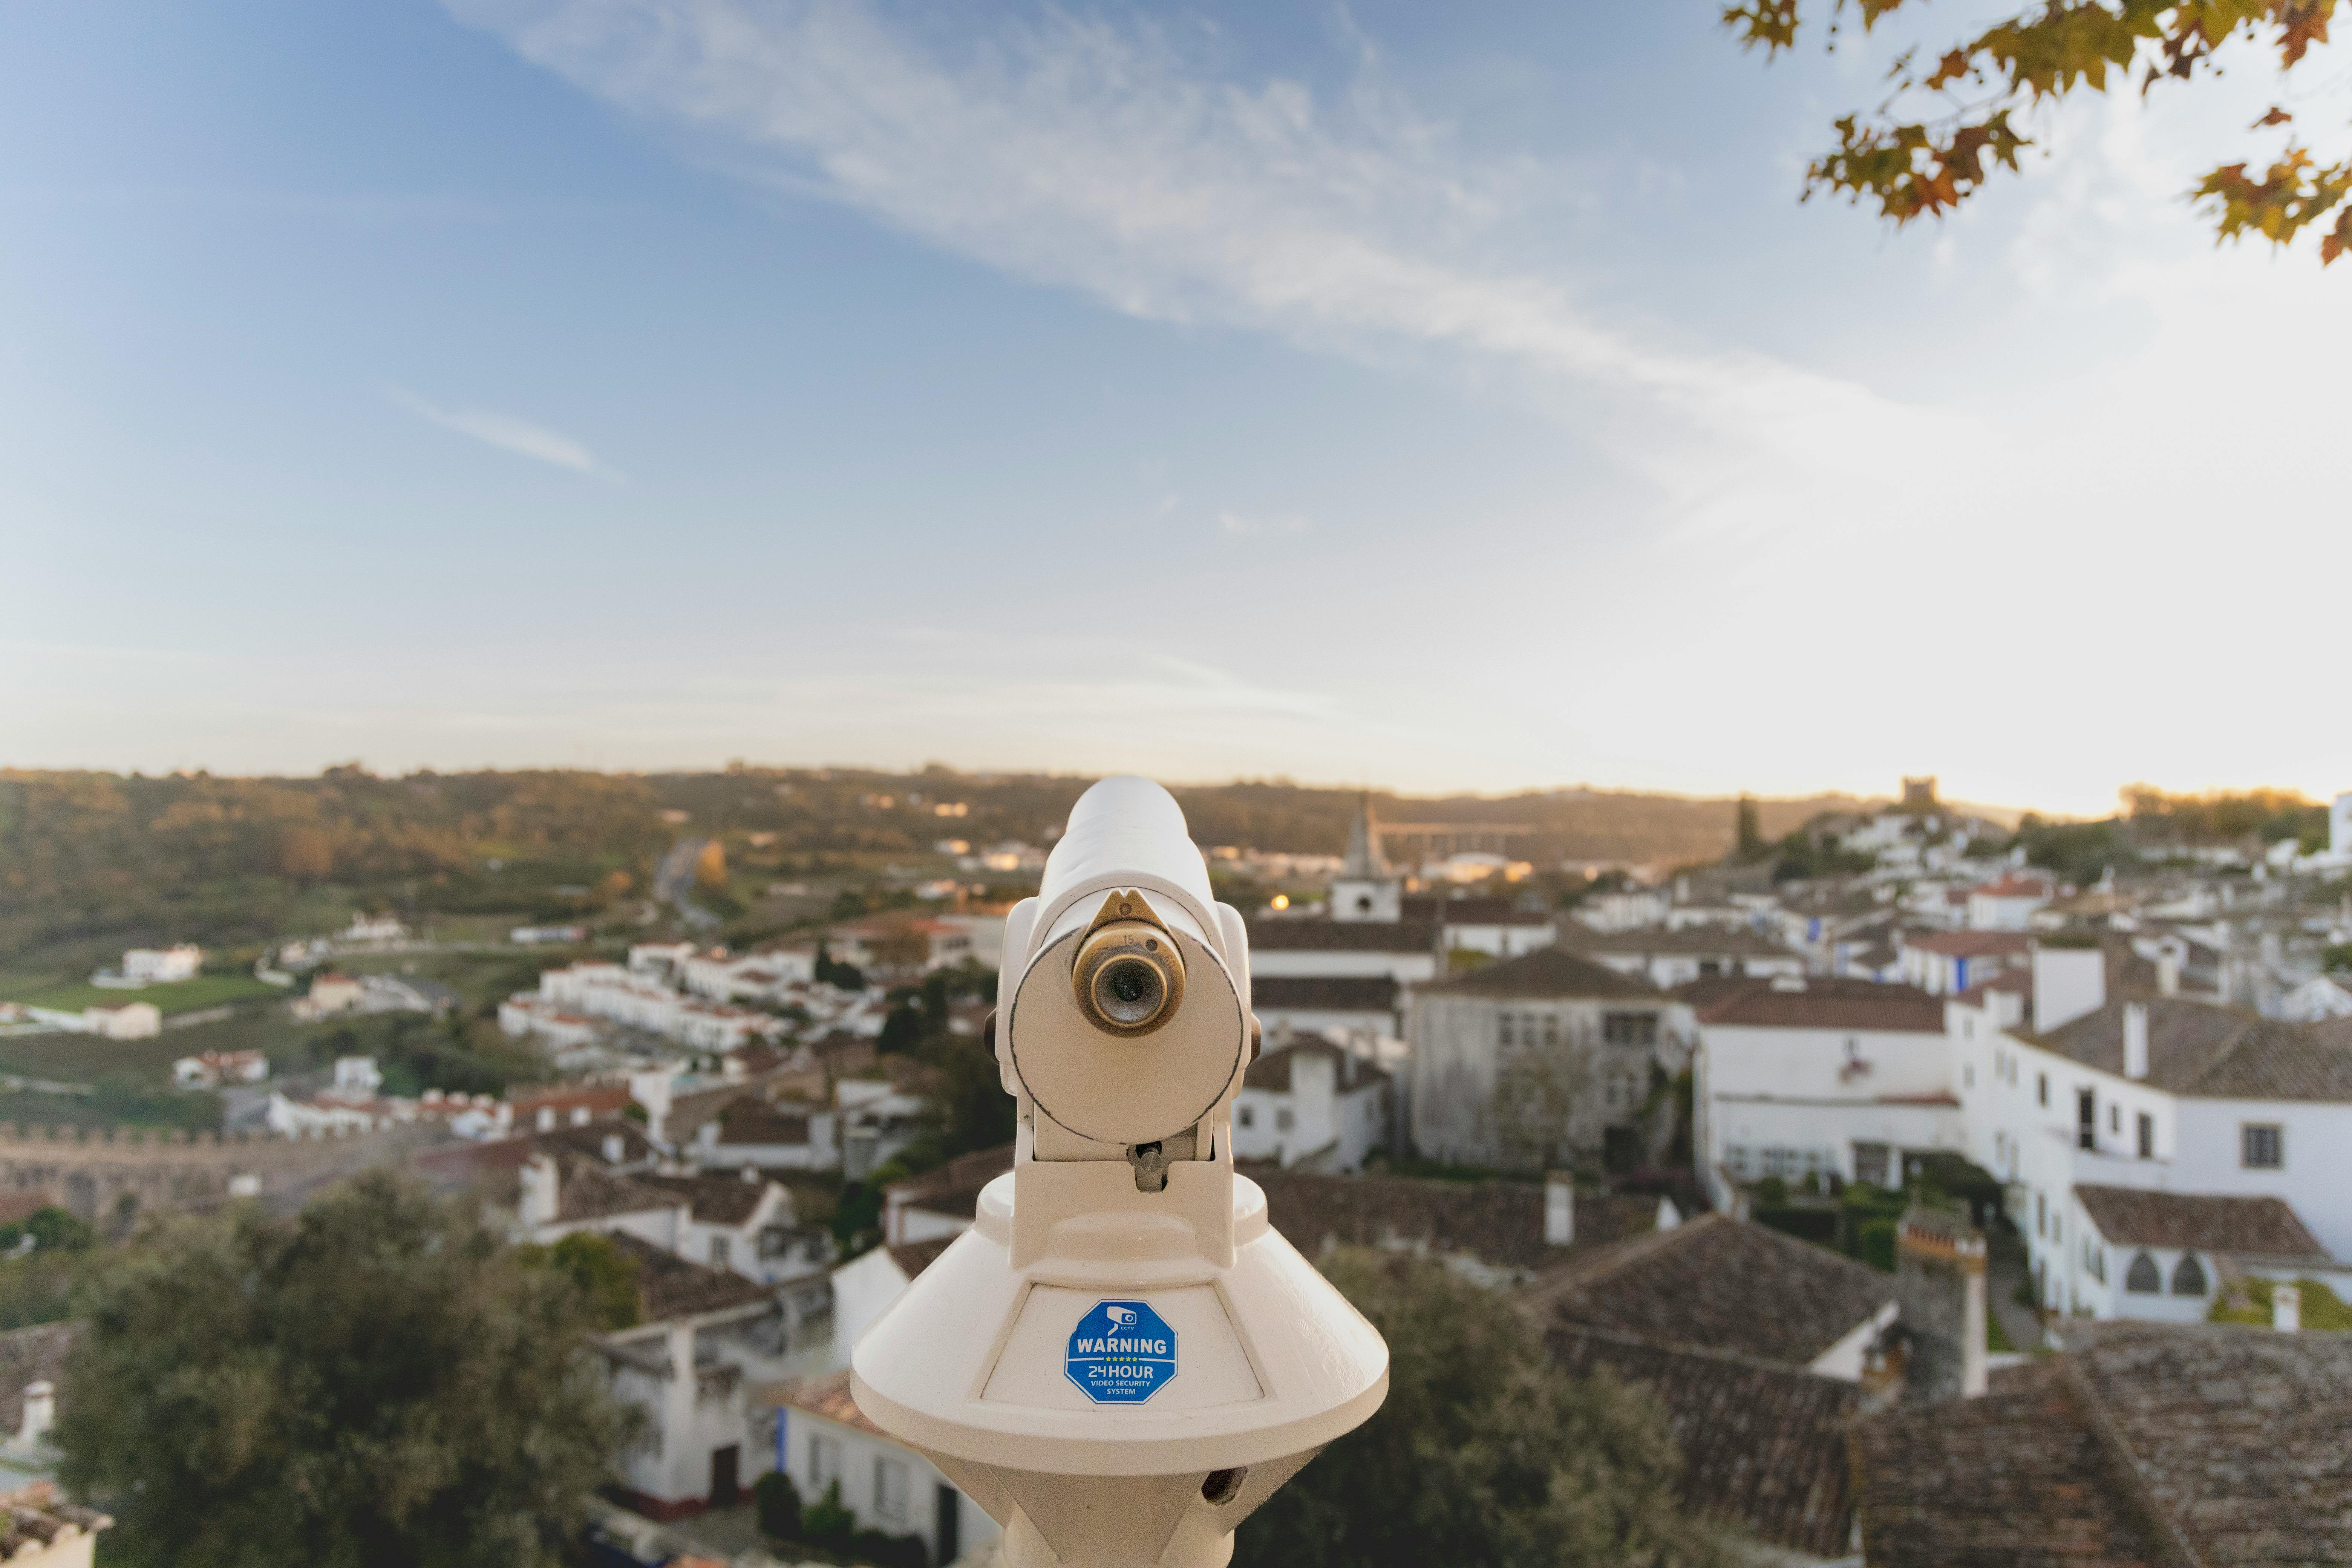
[1967,875,2058,932]
[758,1370,999,1566]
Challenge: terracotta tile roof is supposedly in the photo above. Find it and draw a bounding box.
[1855,1323,2352,1566]
[2034,998,2352,1102]
[639,1172,772,1227]
[1246,917,1440,954]
[535,1117,658,1167]
[554,1159,680,1223]
[715,1102,815,1147]
[885,1144,1012,1220]
[1250,975,1398,1012]
[1404,894,1554,927]
[606,1232,772,1321]
[1524,1213,1893,1367]
[1562,926,1798,959]
[1696,977,1944,1033]
[0,1483,108,1559]
[763,1367,885,1436]
[1254,1171,1661,1272]
[1415,946,1663,1001]
[1551,1325,1863,1558]
[2074,1185,2330,1264]
[1902,930,2033,957]
[1850,1357,2164,1567]
[510,1084,633,1118]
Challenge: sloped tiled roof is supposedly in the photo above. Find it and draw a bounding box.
[2074,1185,2329,1263]
[1551,1325,1863,1559]
[1524,1213,1893,1367]
[1255,1171,1661,1271]
[1562,926,1797,959]
[885,1144,1012,1220]
[2034,998,2352,1102]
[1415,946,1662,1001]
[1250,975,1398,1012]
[1854,1323,2352,1566]
[554,1159,680,1223]
[1246,918,1440,954]
[763,1367,886,1436]
[1902,930,2033,958]
[885,1236,954,1279]
[1695,977,1944,1033]
[639,1172,772,1227]
[606,1232,772,1322]
[1850,1357,2165,1567]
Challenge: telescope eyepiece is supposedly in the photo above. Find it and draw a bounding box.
[1072,910,1187,1037]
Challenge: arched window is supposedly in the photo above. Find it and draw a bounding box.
[2171,1253,2209,1297]
[2125,1251,2161,1293]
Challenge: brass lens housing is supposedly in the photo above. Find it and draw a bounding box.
[1073,918,1187,1038]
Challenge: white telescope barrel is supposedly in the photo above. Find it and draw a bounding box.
[1039,776,1213,915]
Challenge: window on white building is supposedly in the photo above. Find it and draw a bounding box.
[1275,1109,1294,1132]
[2125,1251,2161,1293]
[1542,1014,1560,1047]
[874,1456,910,1525]
[2170,1254,2208,1296]
[1237,1106,1255,1129]
[710,1235,732,1269]
[1498,1013,1516,1046]
[1602,1012,1658,1047]
[2137,1112,2154,1159]
[2037,1072,2049,1107]
[2242,1124,2283,1170]
[810,1434,840,1491]
[1964,1064,1975,1089]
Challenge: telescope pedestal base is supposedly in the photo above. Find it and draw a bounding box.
[1002,1507,1236,1568]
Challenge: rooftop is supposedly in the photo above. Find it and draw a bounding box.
[606,1232,773,1322]
[1254,1170,1664,1273]
[1415,946,1663,1002]
[1245,917,1441,954]
[2031,997,2352,1102]
[2073,1184,2331,1264]
[1695,977,1945,1034]
[639,1171,775,1227]
[761,1367,886,1437]
[1853,1322,2352,1566]
[1902,930,2034,957]
[1524,1212,1895,1367]
[1248,975,1398,1012]
[1243,1035,1389,1095]
[1562,926,1798,958]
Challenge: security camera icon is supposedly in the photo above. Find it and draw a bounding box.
[1105,1306,1139,1328]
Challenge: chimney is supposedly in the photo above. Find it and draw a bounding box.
[2032,942,2106,1033]
[1544,1172,1574,1247]
[602,1133,625,1165]
[2157,953,2180,997]
[2274,1282,2302,1333]
[2123,1003,2149,1081]
[1895,1207,1989,1401]
[519,1153,559,1229]
[18,1380,53,1445]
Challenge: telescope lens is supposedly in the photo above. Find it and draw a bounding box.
[1094,956,1166,1027]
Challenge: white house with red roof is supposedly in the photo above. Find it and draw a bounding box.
[1966,874,2059,931]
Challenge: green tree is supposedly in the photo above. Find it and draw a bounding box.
[1735,795,1764,862]
[543,1230,642,1331]
[58,1170,630,1568]
[1236,1250,1729,1568]
[1729,1,2352,263]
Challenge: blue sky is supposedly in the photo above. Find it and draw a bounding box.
[3,1,2347,816]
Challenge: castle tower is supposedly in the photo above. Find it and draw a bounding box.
[1330,795,1403,923]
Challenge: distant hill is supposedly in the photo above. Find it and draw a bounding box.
[0,765,1958,968]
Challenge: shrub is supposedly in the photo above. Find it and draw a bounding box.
[753,1470,802,1539]
[802,1479,856,1550]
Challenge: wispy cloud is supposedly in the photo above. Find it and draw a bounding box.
[444,0,1934,474]
[391,387,616,476]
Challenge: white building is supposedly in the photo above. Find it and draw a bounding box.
[1692,976,1959,1210]
[532,962,785,1052]
[122,945,201,983]
[2062,1185,2344,1324]
[81,1002,160,1040]
[1951,948,2352,1317]
[496,996,603,1051]
[681,946,818,1003]
[1407,947,1692,1170]
[1899,929,2031,997]
[763,1370,999,1567]
[1249,975,1402,1040]
[1966,875,2057,932]
[172,1050,268,1090]
[1572,888,1671,934]
[1231,1032,1391,1173]
[689,1097,840,1172]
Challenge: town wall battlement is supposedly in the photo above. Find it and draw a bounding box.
[0,1122,438,1220]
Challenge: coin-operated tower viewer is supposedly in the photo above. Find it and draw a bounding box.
[851,776,1390,1567]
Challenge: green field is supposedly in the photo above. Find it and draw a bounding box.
[0,973,280,1015]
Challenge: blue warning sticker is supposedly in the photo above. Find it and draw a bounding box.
[1065,1299,1177,1405]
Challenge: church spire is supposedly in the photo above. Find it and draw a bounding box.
[1342,793,1390,879]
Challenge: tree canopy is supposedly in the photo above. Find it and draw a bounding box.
[1729,1,2352,262]
[58,1170,630,1568]
[1235,1248,1729,1568]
